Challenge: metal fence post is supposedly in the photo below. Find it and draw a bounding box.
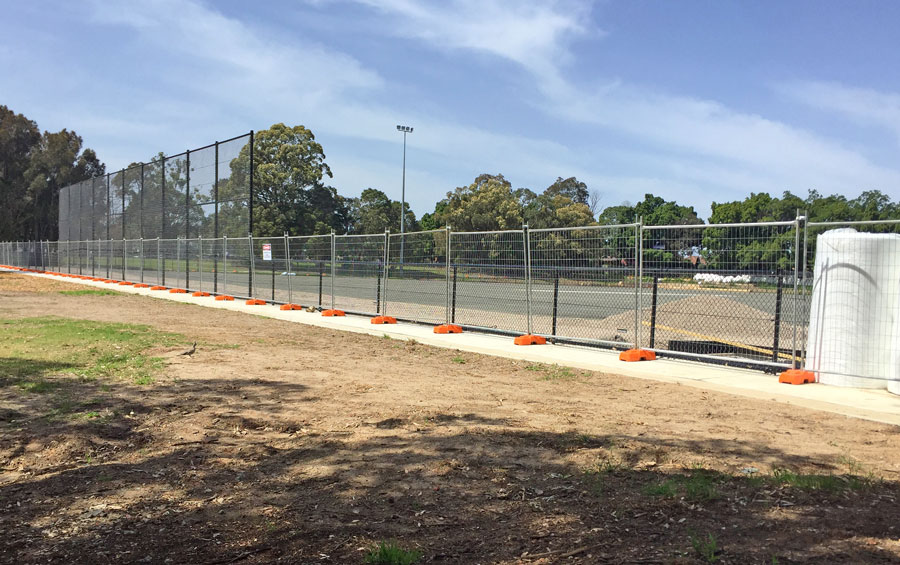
[198,237,203,292]
[799,211,810,365]
[634,221,643,349]
[649,275,659,348]
[284,233,292,304]
[445,226,451,324]
[158,237,163,286]
[176,238,182,289]
[791,213,803,369]
[223,236,228,295]
[140,238,144,283]
[249,234,256,298]
[330,231,336,310]
[122,238,126,281]
[523,224,532,335]
[382,230,390,315]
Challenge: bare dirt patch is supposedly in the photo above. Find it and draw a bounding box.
[2,271,900,564]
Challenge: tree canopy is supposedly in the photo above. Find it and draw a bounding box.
[0,106,104,240]
[427,173,596,232]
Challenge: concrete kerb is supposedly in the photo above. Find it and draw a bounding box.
[11,267,900,427]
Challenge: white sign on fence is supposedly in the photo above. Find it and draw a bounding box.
[262,243,272,261]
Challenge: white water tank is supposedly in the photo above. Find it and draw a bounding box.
[805,229,900,389]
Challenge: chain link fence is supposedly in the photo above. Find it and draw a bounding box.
[6,217,900,385]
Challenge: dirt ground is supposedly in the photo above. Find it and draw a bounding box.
[2,271,900,564]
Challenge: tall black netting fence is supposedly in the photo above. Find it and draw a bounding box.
[56,132,252,243]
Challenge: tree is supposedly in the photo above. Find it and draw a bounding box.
[1,106,105,241]
[545,176,588,205]
[0,106,40,240]
[347,188,418,234]
[219,123,348,236]
[522,177,595,229]
[435,174,524,232]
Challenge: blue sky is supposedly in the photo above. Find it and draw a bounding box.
[3,0,899,221]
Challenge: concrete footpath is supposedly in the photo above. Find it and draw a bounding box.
[8,268,900,427]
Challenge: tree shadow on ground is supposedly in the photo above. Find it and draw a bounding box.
[4,412,899,564]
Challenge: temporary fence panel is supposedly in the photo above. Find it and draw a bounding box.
[286,235,332,308]
[803,220,900,391]
[529,224,638,347]
[250,237,289,303]
[386,229,447,324]
[219,236,252,298]
[640,221,799,368]
[449,229,528,334]
[333,234,385,315]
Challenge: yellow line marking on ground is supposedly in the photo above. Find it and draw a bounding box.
[644,321,795,360]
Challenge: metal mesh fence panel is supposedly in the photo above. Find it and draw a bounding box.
[190,145,217,239]
[333,234,385,315]
[124,239,142,283]
[286,235,331,308]
[529,224,638,346]
[217,135,251,238]
[803,220,900,389]
[640,221,798,367]
[109,171,125,240]
[92,177,107,241]
[386,229,447,324]
[123,165,142,239]
[163,154,188,240]
[141,159,165,240]
[220,237,252,298]
[249,237,289,302]
[449,230,528,334]
[59,186,70,242]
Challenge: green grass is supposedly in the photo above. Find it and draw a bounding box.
[58,289,118,296]
[643,468,723,502]
[689,532,720,562]
[451,355,466,364]
[771,468,871,492]
[526,362,577,380]
[365,541,422,565]
[0,316,183,390]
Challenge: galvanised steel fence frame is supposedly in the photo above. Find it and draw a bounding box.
[6,215,900,377]
[56,132,253,244]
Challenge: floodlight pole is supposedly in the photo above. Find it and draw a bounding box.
[396,124,413,264]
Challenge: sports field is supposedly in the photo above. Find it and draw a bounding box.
[1,271,898,564]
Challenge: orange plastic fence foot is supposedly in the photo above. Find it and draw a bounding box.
[169,288,187,294]
[192,291,211,297]
[433,324,463,334]
[215,295,234,301]
[779,369,816,385]
[104,279,118,284]
[371,316,397,324]
[619,349,657,362]
[514,334,547,346]
[246,299,266,305]
[279,303,297,311]
[118,281,134,286]
[150,286,167,290]
[134,283,150,288]
[322,309,345,317]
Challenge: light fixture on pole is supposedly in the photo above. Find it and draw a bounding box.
[396,124,413,264]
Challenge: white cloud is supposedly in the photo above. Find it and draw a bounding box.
[777,80,900,143]
[351,0,593,87]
